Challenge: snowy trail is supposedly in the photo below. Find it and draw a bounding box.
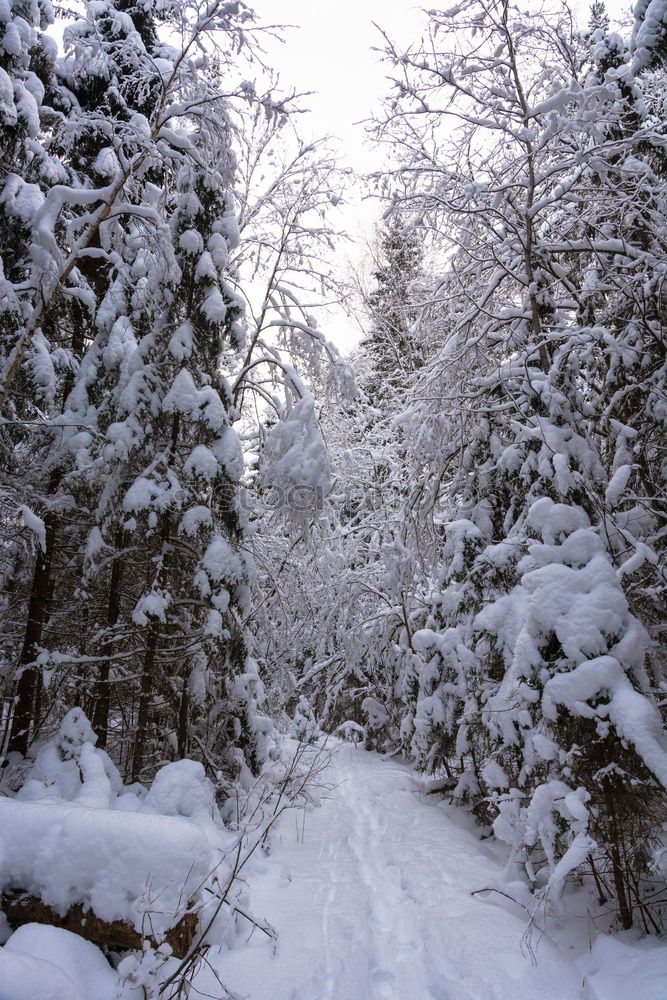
[203,744,585,1000]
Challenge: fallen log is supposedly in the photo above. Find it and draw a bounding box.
[0,798,212,957]
[2,890,198,958]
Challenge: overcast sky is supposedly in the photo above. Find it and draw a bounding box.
[250,0,632,169]
[249,1,634,350]
[250,1,423,170]
[248,2,433,347]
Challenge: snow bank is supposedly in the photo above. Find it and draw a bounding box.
[0,799,211,937]
[0,946,76,1000]
[0,711,224,940]
[581,932,667,1000]
[0,924,117,1000]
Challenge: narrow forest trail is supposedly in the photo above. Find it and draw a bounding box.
[203,744,587,1000]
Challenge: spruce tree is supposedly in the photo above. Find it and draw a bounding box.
[0,0,75,755]
[57,0,269,779]
[361,218,424,401]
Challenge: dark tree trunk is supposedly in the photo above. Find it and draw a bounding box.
[8,511,57,755]
[131,626,158,782]
[92,535,125,748]
[604,780,633,930]
[130,417,179,778]
[177,674,189,759]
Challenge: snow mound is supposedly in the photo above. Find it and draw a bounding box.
[1,923,117,1000]
[0,946,76,1000]
[582,932,667,1000]
[0,799,211,938]
[0,712,225,942]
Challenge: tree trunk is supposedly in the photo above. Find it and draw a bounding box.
[130,418,179,778]
[92,535,125,748]
[7,297,90,756]
[177,674,189,759]
[131,625,158,782]
[604,780,633,930]
[8,511,57,755]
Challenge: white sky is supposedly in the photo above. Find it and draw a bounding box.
[250,2,424,349]
[249,0,634,350]
[250,0,632,170]
[250,1,420,167]
[250,1,424,313]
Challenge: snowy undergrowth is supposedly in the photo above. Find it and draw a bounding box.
[0,710,333,1000]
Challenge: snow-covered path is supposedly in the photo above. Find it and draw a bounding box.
[205,744,586,1000]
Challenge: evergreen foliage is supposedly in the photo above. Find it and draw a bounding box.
[361,218,424,398]
[0,0,342,782]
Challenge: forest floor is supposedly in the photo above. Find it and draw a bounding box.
[199,743,667,1000]
[2,741,665,999]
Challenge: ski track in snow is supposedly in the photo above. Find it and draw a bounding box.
[202,745,585,1000]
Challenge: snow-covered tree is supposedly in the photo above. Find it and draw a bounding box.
[359,217,425,401]
[0,3,268,773]
[0,0,79,756]
[0,0,359,785]
[365,0,667,928]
